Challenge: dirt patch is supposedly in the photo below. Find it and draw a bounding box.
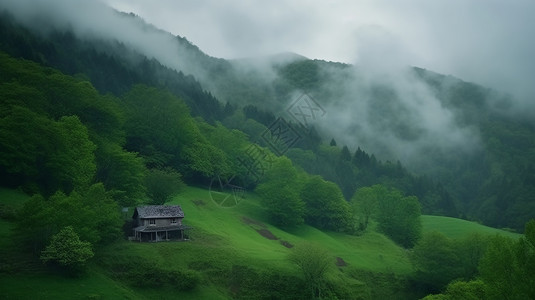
[242,216,266,228]
[256,229,278,240]
[192,199,205,206]
[335,257,347,267]
[280,240,293,248]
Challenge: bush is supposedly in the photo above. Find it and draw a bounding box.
[0,203,16,220]
[168,269,200,291]
[40,226,94,277]
[102,256,199,290]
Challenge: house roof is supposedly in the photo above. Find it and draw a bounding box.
[134,205,184,219]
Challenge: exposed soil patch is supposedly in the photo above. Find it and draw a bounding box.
[256,229,278,240]
[335,257,347,267]
[192,199,205,206]
[241,216,266,228]
[280,240,293,248]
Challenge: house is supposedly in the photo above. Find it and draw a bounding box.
[132,205,192,242]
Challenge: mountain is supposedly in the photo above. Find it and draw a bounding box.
[1,1,534,231]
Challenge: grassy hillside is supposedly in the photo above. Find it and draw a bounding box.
[0,187,524,299]
[172,187,412,274]
[421,215,521,240]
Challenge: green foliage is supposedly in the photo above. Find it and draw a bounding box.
[228,265,306,299]
[54,115,97,190]
[0,105,96,195]
[288,242,333,299]
[421,279,488,300]
[95,144,146,207]
[121,85,195,168]
[17,183,122,251]
[181,141,232,179]
[104,256,199,291]
[411,232,488,294]
[300,175,353,232]
[361,185,422,248]
[121,85,231,182]
[479,235,519,299]
[145,168,184,205]
[40,226,94,271]
[443,280,488,300]
[410,232,463,292]
[351,186,379,230]
[479,220,535,300]
[255,157,305,227]
[456,233,489,279]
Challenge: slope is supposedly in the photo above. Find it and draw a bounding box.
[0,186,525,299]
[421,215,521,240]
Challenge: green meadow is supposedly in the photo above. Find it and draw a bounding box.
[0,187,522,299]
[421,215,521,240]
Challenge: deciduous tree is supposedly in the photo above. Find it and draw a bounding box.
[288,242,332,299]
[40,226,94,274]
[255,157,305,226]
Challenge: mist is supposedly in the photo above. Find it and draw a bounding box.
[0,0,527,172]
[101,0,535,117]
[308,26,483,170]
[0,0,220,87]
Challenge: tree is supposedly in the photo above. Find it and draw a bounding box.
[288,242,332,299]
[145,168,184,205]
[121,85,197,169]
[455,233,489,279]
[53,116,97,192]
[17,183,122,249]
[255,157,305,226]
[96,144,146,207]
[444,280,488,300]
[479,220,535,299]
[422,280,488,300]
[410,232,463,292]
[351,186,379,230]
[0,106,96,195]
[479,235,519,299]
[300,176,353,232]
[375,187,422,248]
[40,226,94,274]
[340,145,351,161]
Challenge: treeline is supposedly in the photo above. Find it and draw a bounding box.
[0,10,462,221]
[268,59,535,232]
[0,11,229,123]
[413,220,535,299]
[0,52,240,274]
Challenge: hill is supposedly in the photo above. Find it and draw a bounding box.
[0,186,523,299]
[421,215,521,240]
[0,4,533,231]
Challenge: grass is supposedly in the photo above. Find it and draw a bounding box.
[0,186,526,299]
[0,268,141,300]
[421,215,522,240]
[171,186,413,274]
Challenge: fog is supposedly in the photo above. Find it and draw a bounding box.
[102,0,535,114]
[0,0,531,171]
[0,0,219,85]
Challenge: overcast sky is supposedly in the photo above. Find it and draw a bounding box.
[100,0,535,107]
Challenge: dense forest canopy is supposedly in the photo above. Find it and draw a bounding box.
[0,2,534,298]
[1,5,534,231]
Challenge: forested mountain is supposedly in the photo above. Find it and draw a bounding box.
[1,2,535,299]
[0,1,533,233]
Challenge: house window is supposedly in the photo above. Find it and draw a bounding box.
[171,218,177,224]
[149,219,156,225]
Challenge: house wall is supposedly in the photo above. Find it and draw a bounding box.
[141,217,183,226]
